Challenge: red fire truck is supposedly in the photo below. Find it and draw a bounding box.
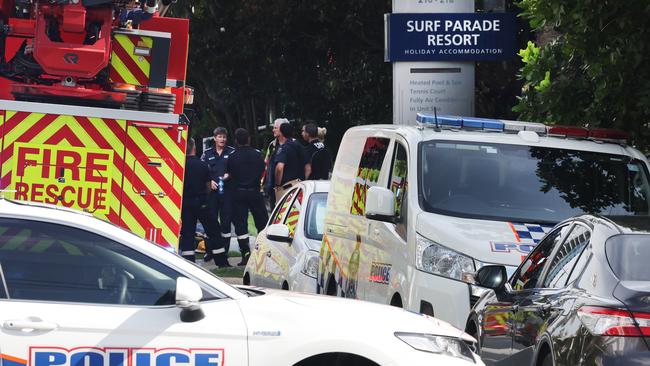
[0,0,191,248]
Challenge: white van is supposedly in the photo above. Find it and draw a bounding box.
[318,114,650,329]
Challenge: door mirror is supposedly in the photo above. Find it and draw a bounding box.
[176,277,204,322]
[266,224,292,243]
[475,265,508,291]
[365,186,396,223]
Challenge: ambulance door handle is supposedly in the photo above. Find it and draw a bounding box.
[3,320,59,332]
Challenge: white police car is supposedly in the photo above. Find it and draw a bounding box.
[244,180,328,292]
[0,198,483,366]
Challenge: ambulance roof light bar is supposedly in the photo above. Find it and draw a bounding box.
[416,113,545,133]
[415,113,629,144]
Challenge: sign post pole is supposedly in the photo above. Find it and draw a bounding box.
[391,0,475,125]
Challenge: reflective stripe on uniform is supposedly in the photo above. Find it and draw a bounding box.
[237,234,249,239]
[212,248,225,254]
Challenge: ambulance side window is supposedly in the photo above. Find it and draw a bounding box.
[350,137,390,216]
[388,142,408,240]
[389,143,408,218]
[0,219,188,306]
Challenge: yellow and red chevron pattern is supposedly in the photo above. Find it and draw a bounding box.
[110,33,153,87]
[273,189,296,225]
[285,189,303,237]
[0,110,187,247]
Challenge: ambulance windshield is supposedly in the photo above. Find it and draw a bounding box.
[419,141,650,223]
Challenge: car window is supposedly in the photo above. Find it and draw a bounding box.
[350,137,390,216]
[271,188,297,225]
[565,243,592,286]
[606,234,650,281]
[420,142,650,222]
[305,193,327,240]
[543,225,591,288]
[0,263,7,298]
[284,189,304,238]
[511,224,570,290]
[0,218,182,305]
[389,142,408,219]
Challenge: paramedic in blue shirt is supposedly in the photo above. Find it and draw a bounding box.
[201,127,234,266]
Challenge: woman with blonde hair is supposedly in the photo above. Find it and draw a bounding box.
[301,122,332,180]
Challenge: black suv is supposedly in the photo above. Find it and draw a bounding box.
[466,215,650,366]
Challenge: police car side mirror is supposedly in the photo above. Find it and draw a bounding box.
[176,277,205,322]
[475,265,508,292]
[266,224,292,244]
[365,186,397,224]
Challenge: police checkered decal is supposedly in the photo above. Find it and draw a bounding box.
[511,223,555,244]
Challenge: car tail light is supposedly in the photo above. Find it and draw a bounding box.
[577,306,650,337]
[547,126,589,138]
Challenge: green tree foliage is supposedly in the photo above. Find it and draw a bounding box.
[514,0,650,151]
[170,0,392,152]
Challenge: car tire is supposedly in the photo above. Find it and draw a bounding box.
[540,352,553,366]
[326,275,337,296]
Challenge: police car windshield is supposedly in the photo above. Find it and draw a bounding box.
[419,141,650,223]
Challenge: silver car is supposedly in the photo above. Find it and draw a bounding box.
[243,180,328,292]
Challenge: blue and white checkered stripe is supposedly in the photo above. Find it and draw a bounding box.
[511,223,555,244]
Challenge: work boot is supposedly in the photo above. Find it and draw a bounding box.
[203,252,213,262]
[214,253,232,268]
[237,238,251,266]
[237,251,250,266]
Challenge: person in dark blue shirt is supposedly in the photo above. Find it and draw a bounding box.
[301,122,332,180]
[179,138,227,266]
[273,123,305,201]
[201,127,235,265]
[227,128,269,266]
[263,118,289,210]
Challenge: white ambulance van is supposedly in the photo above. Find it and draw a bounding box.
[318,114,650,329]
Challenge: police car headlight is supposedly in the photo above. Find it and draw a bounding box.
[301,250,319,279]
[416,234,475,283]
[395,332,476,363]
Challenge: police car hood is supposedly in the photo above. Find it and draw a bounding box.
[416,212,554,267]
[236,287,475,343]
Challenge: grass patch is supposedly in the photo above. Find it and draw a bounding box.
[247,213,258,237]
[211,266,245,278]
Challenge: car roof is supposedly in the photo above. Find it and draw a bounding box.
[301,180,330,193]
[345,124,647,161]
[604,216,650,233]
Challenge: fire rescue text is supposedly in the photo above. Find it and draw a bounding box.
[13,144,112,212]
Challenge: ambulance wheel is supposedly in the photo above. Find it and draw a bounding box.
[243,272,250,285]
[325,275,337,296]
[389,293,403,308]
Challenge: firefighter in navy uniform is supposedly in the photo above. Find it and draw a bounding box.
[179,138,227,265]
[227,128,269,266]
[201,127,235,265]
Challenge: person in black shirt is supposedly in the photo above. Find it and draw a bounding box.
[301,122,332,180]
[262,118,289,209]
[273,123,305,200]
[201,127,235,264]
[227,128,269,266]
[179,138,228,265]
